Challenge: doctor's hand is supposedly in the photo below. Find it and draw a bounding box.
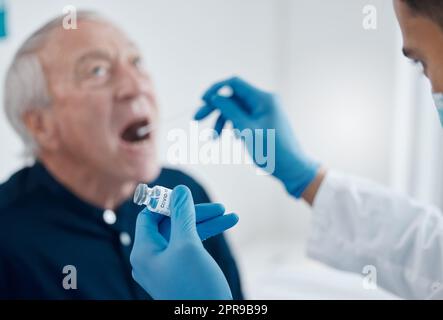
[194,77,320,198]
[130,185,236,300]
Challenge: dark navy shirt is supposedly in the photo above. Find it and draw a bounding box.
[0,162,243,300]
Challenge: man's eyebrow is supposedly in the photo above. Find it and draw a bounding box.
[127,42,142,56]
[127,41,138,49]
[75,50,112,65]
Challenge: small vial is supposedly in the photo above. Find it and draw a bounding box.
[133,184,172,216]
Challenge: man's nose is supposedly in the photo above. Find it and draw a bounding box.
[114,64,150,102]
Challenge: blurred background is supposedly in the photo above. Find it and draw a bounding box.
[1,0,442,299]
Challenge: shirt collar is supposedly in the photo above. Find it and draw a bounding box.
[25,161,137,219]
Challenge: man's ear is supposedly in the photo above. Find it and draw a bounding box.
[22,108,60,151]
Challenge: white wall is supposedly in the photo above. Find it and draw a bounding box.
[274,0,399,245]
[0,0,411,298]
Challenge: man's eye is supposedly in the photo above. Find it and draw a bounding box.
[91,66,108,77]
[133,57,143,69]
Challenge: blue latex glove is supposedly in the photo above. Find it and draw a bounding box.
[130,185,236,300]
[194,77,320,198]
[159,202,237,241]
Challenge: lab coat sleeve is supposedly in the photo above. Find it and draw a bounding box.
[306,171,443,299]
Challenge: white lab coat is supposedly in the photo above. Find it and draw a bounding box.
[306,171,443,299]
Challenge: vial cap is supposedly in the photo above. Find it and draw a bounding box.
[218,85,233,98]
[133,184,151,206]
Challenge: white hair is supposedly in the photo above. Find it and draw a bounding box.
[3,10,107,157]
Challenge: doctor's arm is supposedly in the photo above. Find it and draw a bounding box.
[306,170,443,299]
[195,77,443,299]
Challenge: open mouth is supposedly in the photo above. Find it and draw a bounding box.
[120,119,152,144]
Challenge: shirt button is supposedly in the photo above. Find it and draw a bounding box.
[103,209,117,225]
[120,232,132,246]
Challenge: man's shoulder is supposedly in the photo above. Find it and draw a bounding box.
[0,166,33,212]
[154,167,210,203]
[0,166,40,248]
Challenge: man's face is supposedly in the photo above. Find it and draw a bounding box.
[394,0,443,93]
[39,20,160,183]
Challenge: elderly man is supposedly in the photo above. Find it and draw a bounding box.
[0,11,243,299]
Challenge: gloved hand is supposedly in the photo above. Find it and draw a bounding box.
[159,202,238,242]
[194,77,320,198]
[130,185,236,300]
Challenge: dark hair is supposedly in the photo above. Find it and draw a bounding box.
[402,0,443,29]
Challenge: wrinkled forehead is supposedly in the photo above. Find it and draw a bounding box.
[39,19,139,71]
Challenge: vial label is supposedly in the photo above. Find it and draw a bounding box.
[133,184,173,217]
[152,186,171,216]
